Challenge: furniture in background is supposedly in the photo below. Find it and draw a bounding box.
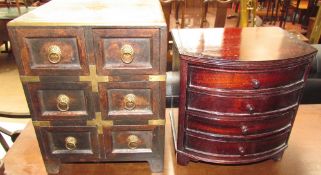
[8,0,167,173]
[171,27,317,165]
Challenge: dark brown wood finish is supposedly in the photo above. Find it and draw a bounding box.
[7,0,167,173]
[172,28,317,165]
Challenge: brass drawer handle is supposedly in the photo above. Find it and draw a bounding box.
[124,94,136,110]
[48,45,62,64]
[120,44,134,64]
[246,104,255,114]
[127,135,139,149]
[238,146,245,155]
[65,136,77,150]
[57,94,70,112]
[241,125,249,134]
[252,79,260,89]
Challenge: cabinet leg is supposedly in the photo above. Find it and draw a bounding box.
[273,151,284,161]
[177,153,190,166]
[44,159,61,175]
[148,158,164,173]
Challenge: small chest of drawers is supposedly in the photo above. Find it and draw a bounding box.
[172,27,317,165]
[8,0,167,173]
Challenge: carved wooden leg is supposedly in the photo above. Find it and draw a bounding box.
[148,158,164,173]
[177,152,190,166]
[273,151,284,161]
[44,159,61,175]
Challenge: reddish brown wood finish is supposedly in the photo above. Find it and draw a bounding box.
[172,28,317,165]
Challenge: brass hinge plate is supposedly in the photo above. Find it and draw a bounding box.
[148,119,165,126]
[32,121,50,127]
[20,76,40,83]
[149,75,166,82]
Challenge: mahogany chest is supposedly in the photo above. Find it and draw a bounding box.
[172,27,317,165]
[8,0,167,173]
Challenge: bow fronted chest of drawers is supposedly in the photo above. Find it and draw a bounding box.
[171,28,317,165]
[8,0,167,173]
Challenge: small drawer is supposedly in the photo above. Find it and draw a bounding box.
[103,125,162,157]
[186,111,294,137]
[185,130,289,156]
[27,82,94,120]
[37,126,99,161]
[187,90,300,115]
[189,65,307,91]
[93,28,160,75]
[15,28,89,75]
[99,81,160,120]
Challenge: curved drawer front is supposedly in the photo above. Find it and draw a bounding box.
[186,111,294,137]
[37,126,99,161]
[187,90,301,115]
[185,131,289,156]
[15,28,88,76]
[93,28,160,75]
[99,81,160,120]
[189,65,307,91]
[27,82,94,120]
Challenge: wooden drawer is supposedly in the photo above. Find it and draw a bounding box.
[186,110,294,137]
[14,28,89,76]
[99,81,160,120]
[93,29,160,75]
[37,126,100,161]
[26,82,94,120]
[103,125,163,158]
[185,130,289,156]
[187,89,301,115]
[189,65,307,91]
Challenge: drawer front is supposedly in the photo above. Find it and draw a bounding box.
[187,90,301,115]
[99,81,160,120]
[27,82,94,120]
[189,65,306,91]
[93,29,160,75]
[38,126,99,161]
[15,28,88,75]
[185,131,289,156]
[186,111,294,137]
[103,125,163,158]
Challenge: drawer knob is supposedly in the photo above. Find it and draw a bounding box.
[124,94,136,110]
[65,136,77,150]
[252,79,260,89]
[241,125,249,134]
[120,44,134,64]
[246,104,255,114]
[48,45,62,64]
[57,94,70,112]
[238,146,245,155]
[127,135,139,149]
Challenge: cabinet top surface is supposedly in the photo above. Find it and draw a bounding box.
[172,27,317,62]
[8,0,166,27]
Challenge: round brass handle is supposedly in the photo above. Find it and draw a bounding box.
[57,94,70,112]
[120,44,134,64]
[241,125,249,134]
[246,104,255,114]
[127,135,139,149]
[252,79,260,89]
[124,94,136,110]
[65,136,77,150]
[48,45,62,64]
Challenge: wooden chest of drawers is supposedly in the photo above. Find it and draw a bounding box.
[172,28,317,165]
[8,0,167,173]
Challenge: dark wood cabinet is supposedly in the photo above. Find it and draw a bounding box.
[8,0,167,173]
[172,27,317,165]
